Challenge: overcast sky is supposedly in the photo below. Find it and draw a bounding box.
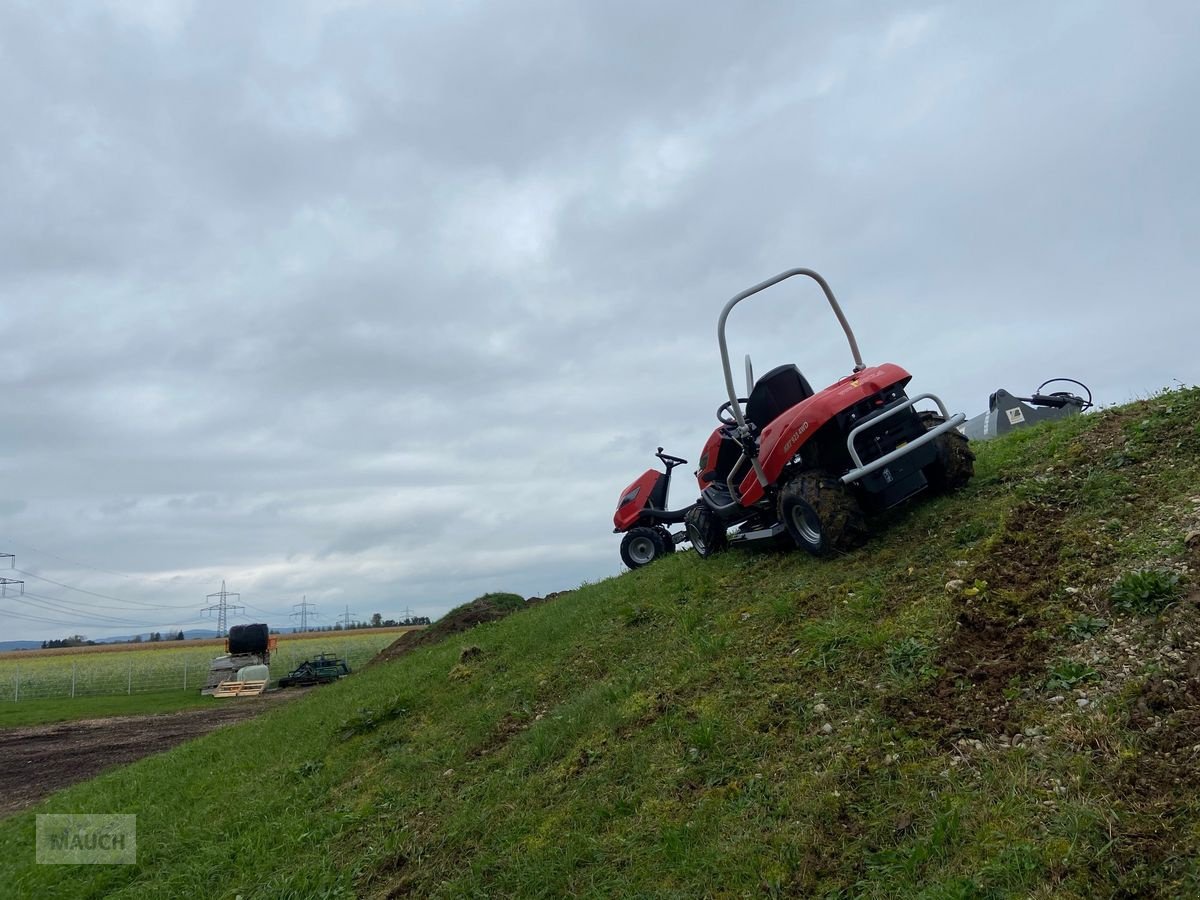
[0,1,1197,640]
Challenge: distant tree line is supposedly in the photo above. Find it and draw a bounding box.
[41,635,96,649]
[290,613,430,634]
[41,630,186,648]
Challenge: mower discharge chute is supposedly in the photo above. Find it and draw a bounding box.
[685,267,974,558]
[613,448,695,569]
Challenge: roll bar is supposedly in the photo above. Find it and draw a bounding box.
[717,268,865,438]
[714,268,864,490]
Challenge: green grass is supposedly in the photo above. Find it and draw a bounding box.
[0,691,214,729]
[1,388,1199,898]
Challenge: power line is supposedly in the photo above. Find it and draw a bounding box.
[19,593,208,630]
[201,580,244,638]
[4,545,292,621]
[239,601,278,617]
[339,604,358,629]
[1,607,103,627]
[21,592,154,627]
[17,578,198,614]
[2,550,284,634]
[20,589,210,630]
[13,568,197,611]
[2,596,208,632]
[0,536,213,585]
[0,555,209,634]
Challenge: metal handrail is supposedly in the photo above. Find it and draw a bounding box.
[841,397,966,484]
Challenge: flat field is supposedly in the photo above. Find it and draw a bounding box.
[0,690,301,815]
[0,628,417,701]
[0,690,215,729]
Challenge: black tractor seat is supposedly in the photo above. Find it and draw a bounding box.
[702,481,735,510]
[745,364,814,430]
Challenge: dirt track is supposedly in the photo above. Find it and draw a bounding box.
[0,691,302,818]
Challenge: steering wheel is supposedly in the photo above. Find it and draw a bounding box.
[717,398,749,426]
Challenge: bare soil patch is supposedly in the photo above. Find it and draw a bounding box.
[885,501,1063,740]
[0,691,302,818]
[1105,598,1200,888]
[369,593,571,668]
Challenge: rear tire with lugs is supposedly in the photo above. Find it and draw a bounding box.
[920,411,975,493]
[777,472,867,556]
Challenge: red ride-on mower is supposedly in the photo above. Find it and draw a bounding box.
[613,448,696,569]
[684,268,974,558]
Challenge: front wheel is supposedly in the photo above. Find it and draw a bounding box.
[684,505,727,559]
[620,526,667,569]
[777,473,867,556]
[919,411,975,493]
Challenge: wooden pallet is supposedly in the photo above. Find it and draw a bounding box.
[212,679,268,698]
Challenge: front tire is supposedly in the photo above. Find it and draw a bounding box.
[620,526,667,569]
[919,411,975,493]
[684,505,727,559]
[777,472,867,556]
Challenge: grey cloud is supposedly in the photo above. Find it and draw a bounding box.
[0,1,1196,639]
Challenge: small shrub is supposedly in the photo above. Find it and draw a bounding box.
[1046,659,1099,691]
[954,522,989,546]
[474,592,526,612]
[1111,568,1183,614]
[887,637,932,678]
[459,645,483,662]
[1066,615,1108,641]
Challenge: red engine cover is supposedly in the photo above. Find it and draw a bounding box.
[613,468,664,532]
[734,363,913,506]
[694,427,726,491]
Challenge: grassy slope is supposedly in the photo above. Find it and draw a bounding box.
[0,691,214,729]
[2,389,1199,899]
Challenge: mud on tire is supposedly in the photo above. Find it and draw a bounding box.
[919,411,975,492]
[776,472,867,556]
[684,505,727,559]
